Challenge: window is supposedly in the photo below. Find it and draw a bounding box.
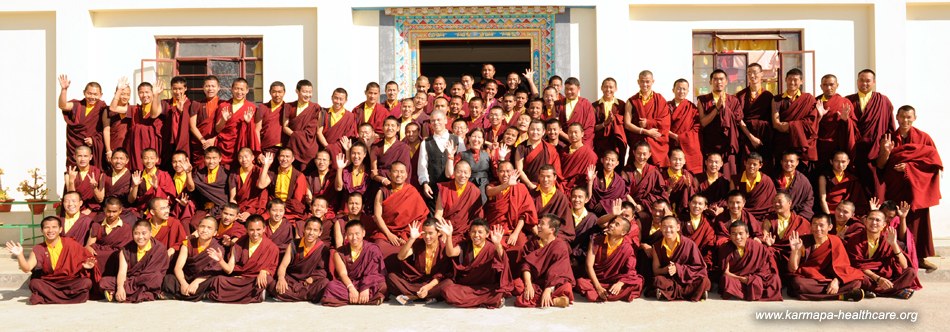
[692,31,813,97]
[145,38,263,102]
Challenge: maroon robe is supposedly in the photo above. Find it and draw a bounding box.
[516,140,562,183]
[68,166,103,211]
[531,188,575,242]
[737,88,775,169]
[99,238,169,303]
[152,217,188,259]
[830,219,865,242]
[697,93,743,177]
[63,99,106,167]
[712,210,762,244]
[60,214,94,243]
[88,216,136,278]
[514,238,576,307]
[229,167,268,216]
[822,171,870,216]
[717,238,783,301]
[368,185,430,247]
[269,240,332,302]
[592,99,628,167]
[556,97,596,146]
[161,238,224,301]
[680,212,718,270]
[27,238,94,304]
[103,170,132,208]
[775,171,815,220]
[790,235,865,300]
[669,100,704,174]
[882,127,942,258]
[371,139,412,180]
[386,240,451,298]
[466,112,490,130]
[653,236,711,301]
[265,219,296,256]
[125,104,164,171]
[773,93,818,161]
[443,239,511,308]
[588,171,628,215]
[354,102,390,137]
[662,169,697,216]
[696,174,731,211]
[761,212,812,276]
[214,100,261,168]
[321,242,388,306]
[188,97,221,168]
[192,167,229,215]
[846,233,921,295]
[256,101,285,153]
[733,172,777,221]
[576,234,643,302]
[215,222,247,245]
[107,112,130,164]
[283,101,322,167]
[208,236,280,303]
[161,98,192,168]
[625,164,668,213]
[169,174,196,226]
[321,109,358,166]
[485,183,538,242]
[816,94,858,162]
[570,211,602,258]
[846,92,895,197]
[130,169,176,213]
[626,92,671,167]
[437,181,484,243]
[558,144,597,192]
[267,168,309,224]
[307,171,336,211]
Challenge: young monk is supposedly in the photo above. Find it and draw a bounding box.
[718,220,783,301]
[86,198,136,277]
[830,200,864,241]
[59,191,94,242]
[322,221,388,306]
[207,215,280,303]
[335,140,370,199]
[439,219,511,308]
[577,216,643,302]
[332,193,370,248]
[269,217,332,302]
[145,197,189,260]
[848,69,896,198]
[788,214,866,301]
[389,219,451,305]
[668,79,703,174]
[163,216,224,301]
[214,78,260,168]
[120,79,165,171]
[64,145,103,213]
[262,200,295,256]
[664,148,697,215]
[282,80,322,169]
[761,193,812,283]
[696,152,732,212]
[435,159,483,244]
[771,68,819,166]
[402,93,431,139]
[775,151,814,219]
[846,210,920,299]
[355,82,390,137]
[652,216,711,301]
[731,152,776,221]
[815,74,858,165]
[128,148,176,213]
[58,74,106,167]
[229,149,270,218]
[592,78,627,169]
[624,70,671,167]
[877,105,942,270]
[568,187,602,262]
[737,63,775,174]
[318,88,357,166]
[383,81,401,116]
[370,162,430,265]
[215,203,246,247]
[466,97,489,129]
[586,150,628,215]
[370,116,412,187]
[556,77,595,146]
[486,161,538,262]
[680,194,718,271]
[257,81,286,155]
[625,141,668,219]
[103,83,132,172]
[712,191,762,244]
[7,216,96,304]
[698,70,743,178]
[514,214,575,308]
[168,150,196,223]
[559,123,597,192]
[515,120,561,190]
[263,148,309,223]
[101,220,169,303]
[307,151,335,208]
[189,76,221,168]
[531,165,574,241]
[818,151,869,215]
[541,86,560,120]
[191,147,229,225]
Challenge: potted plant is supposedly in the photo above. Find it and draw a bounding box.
[0,168,11,212]
[17,168,48,215]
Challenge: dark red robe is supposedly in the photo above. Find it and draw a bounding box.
[712,210,762,244]
[257,100,285,153]
[214,99,261,168]
[125,104,164,171]
[733,172,777,221]
[161,98,192,168]
[68,166,103,211]
[88,215,136,278]
[152,217,188,260]
[130,169,176,214]
[283,101,323,167]
[697,93,743,177]
[371,139,412,180]
[485,183,538,238]
[188,97,220,168]
[736,88,775,169]
[63,99,106,167]
[321,109,358,166]
[321,242,388,306]
[822,171,870,216]
[28,238,94,304]
[531,188,574,242]
[161,238,224,301]
[60,214,94,243]
[208,236,280,303]
[558,144,597,192]
[668,100,704,174]
[775,171,815,220]
[386,240,451,298]
[437,181,484,244]
[265,219,296,256]
[229,167,268,216]
[626,92,671,167]
[443,239,511,308]
[846,92,894,197]
[267,168,309,224]
[587,171,628,215]
[761,212,812,277]
[790,235,865,300]
[717,238,783,301]
[816,94,858,163]
[570,211,602,259]
[514,238,575,307]
[516,140,562,183]
[99,238,169,303]
[882,127,942,258]
[215,222,247,245]
[773,93,819,161]
[845,233,921,294]
[192,167,229,215]
[680,212,718,270]
[107,111,130,165]
[576,234,643,302]
[368,185,430,250]
[103,170,132,208]
[696,174,731,211]
[269,240,332,302]
[354,102,390,137]
[653,236,711,301]
[591,99,627,165]
[556,97,596,146]
[625,164,668,213]
[662,169,697,216]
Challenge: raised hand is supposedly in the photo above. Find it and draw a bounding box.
[66,166,78,182]
[82,257,96,269]
[340,136,352,152]
[508,170,520,186]
[153,79,164,97]
[762,230,776,247]
[880,134,894,153]
[898,201,911,218]
[435,219,454,237]
[221,107,233,121]
[489,225,504,244]
[243,107,255,123]
[523,68,535,80]
[131,170,143,186]
[869,197,881,211]
[816,99,829,118]
[586,164,596,182]
[408,220,422,239]
[5,241,23,256]
[262,152,275,166]
[839,103,852,121]
[59,74,71,90]
[335,153,347,169]
[789,231,802,252]
[445,139,458,156]
[884,226,899,247]
[207,247,223,262]
[117,76,130,90]
[498,144,510,160]
[175,192,190,206]
[610,198,623,216]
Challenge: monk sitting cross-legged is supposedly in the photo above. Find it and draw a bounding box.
[162,216,224,301]
[787,214,866,301]
[718,220,783,301]
[6,216,96,304]
[207,215,280,304]
[652,216,711,302]
[576,216,644,302]
[513,214,576,308]
[269,217,332,302]
[439,219,512,308]
[846,210,920,299]
[100,220,170,303]
[321,221,388,306]
[388,219,451,305]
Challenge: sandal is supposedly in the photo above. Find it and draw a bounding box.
[897,288,914,299]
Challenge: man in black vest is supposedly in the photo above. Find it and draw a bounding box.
[418,110,466,214]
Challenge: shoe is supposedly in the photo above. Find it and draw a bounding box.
[701,291,708,301]
[552,296,570,308]
[395,295,411,305]
[497,297,506,308]
[656,292,664,301]
[424,298,437,305]
[843,289,864,302]
[897,288,914,300]
[865,291,877,299]
[104,291,113,302]
[921,260,938,273]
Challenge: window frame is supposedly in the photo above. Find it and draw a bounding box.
[692,30,814,97]
[147,37,263,101]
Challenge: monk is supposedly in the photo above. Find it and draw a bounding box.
[6,216,96,304]
[355,82,391,137]
[384,81,402,116]
[306,151,336,209]
[145,197,189,260]
[260,200,295,256]
[788,214,866,301]
[371,162,430,265]
[318,88,358,165]
[559,123,597,192]
[485,106,507,144]
[159,78,196,161]
[439,219,511,308]
[418,110,465,211]
[847,210,920,299]
[282,80,323,169]
[577,217,643,302]
[624,70,670,167]
[639,199,674,284]
[815,74,858,164]
[370,116,412,187]
[388,219,451,304]
[624,141,668,219]
[100,220,169,303]
[698,70,743,178]
[269,217,332,302]
[256,81,286,155]
[718,220,783,301]
[191,147,229,219]
[819,151,869,215]
[207,216,280,303]
[59,191,94,242]
[737,63,775,174]
[215,203,246,247]
[332,193,371,248]
[262,148,309,223]
[680,194,718,271]
[229,148,270,218]
[775,151,815,219]
[128,148,176,213]
[402,93,431,139]
[435,159,484,244]
[556,77,595,146]
[541,86,560,120]
[120,79,165,171]
[513,214,575,308]
[664,148,697,215]
[761,193,812,282]
[104,84,132,172]
[162,216,224,301]
[668,79,703,174]
[712,191,762,244]
[531,165,574,242]
[830,200,865,241]
[696,152,732,212]
[188,76,221,168]
[486,161,538,262]
[771,69,818,166]
[322,221,388,306]
[847,69,895,198]
[466,97,490,130]
[568,186,602,262]
[58,75,106,167]
[592,78,627,168]
[877,105,942,270]
[168,151,196,223]
[731,153,776,221]
[586,150,628,215]
[302,197,335,243]
[86,198,136,278]
[652,216,711,301]
[64,146,103,213]
[214,78,260,168]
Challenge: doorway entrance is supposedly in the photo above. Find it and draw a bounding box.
[419,39,531,87]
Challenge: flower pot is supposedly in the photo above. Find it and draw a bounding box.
[0,199,12,213]
[25,199,46,215]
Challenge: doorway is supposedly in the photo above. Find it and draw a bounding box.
[419,39,531,87]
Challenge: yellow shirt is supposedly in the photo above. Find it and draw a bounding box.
[782,90,802,102]
[639,91,654,104]
[249,239,262,258]
[867,236,880,257]
[269,220,283,234]
[64,213,79,234]
[232,100,245,114]
[299,239,314,257]
[565,98,578,120]
[775,214,790,238]
[143,168,156,191]
[352,168,365,187]
[383,138,396,154]
[820,94,830,102]
[141,103,152,118]
[424,247,436,274]
[662,234,681,257]
[690,214,702,231]
[649,223,660,236]
[464,91,476,102]
[667,168,682,184]
[271,101,283,112]
[191,240,209,254]
[456,182,467,197]
[472,242,485,258]
[539,186,556,207]
[137,240,153,261]
[573,209,588,226]
[173,172,186,194]
[836,224,848,237]
[712,92,722,105]
[103,218,123,235]
[275,168,292,201]
[781,172,794,189]
[296,102,309,117]
[112,170,127,185]
[47,240,63,271]
[85,104,95,117]
[606,237,623,257]
[79,166,89,181]
[207,166,219,184]
[737,245,745,258]
[150,220,168,237]
[504,110,515,124]
[240,167,250,183]
[363,104,375,123]
[833,171,845,183]
[599,98,615,119]
[857,91,872,112]
[740,172,762,193]
[351,247,362,261]
[604,171,614,188]
[329,108,345,127]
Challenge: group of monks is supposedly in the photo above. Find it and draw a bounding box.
[3,62,939,307]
